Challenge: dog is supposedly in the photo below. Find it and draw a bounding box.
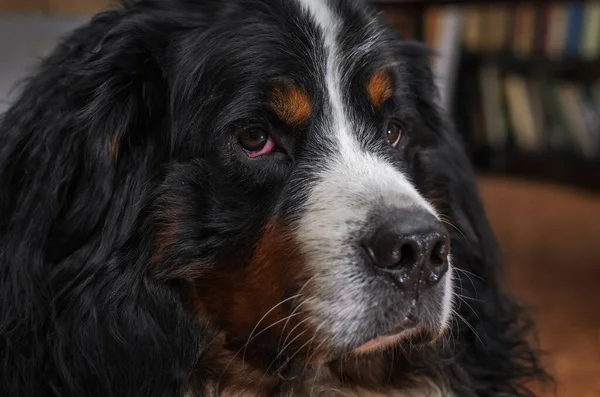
[0,0,548,396]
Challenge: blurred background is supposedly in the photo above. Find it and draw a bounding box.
[1,0,599,395]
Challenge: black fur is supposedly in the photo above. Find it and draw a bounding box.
[0,0,548,396]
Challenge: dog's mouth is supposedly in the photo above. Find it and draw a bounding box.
[350,314,434,356]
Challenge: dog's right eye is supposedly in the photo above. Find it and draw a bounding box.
[238,126,275,158]
[385,120,403,148]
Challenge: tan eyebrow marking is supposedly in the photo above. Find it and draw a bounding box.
[269,81,312,127]
[367,69,393,108]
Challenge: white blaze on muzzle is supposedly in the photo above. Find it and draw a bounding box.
[295,0,454,336]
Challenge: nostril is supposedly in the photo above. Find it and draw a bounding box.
[394,242,417,267]
[397,242,416,268]
[430,240,449,267]
[366,239,415,270]
[422,234,450,286]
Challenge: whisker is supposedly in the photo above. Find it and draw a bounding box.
[452,309,483,346]
[455,295,482,325]
[305,326,328,367]
[217,293,305,386]
[453,268,481,298]
[310,363,324,396]
[442,318,457,357]
[278,275,317,350]
[281,334,319,374]
[242,293,305,363]
[387,344,395,384]
[219,278,317,388]
[280,316,313,353]
[278,298,313,351]
[300,322,326,376]
[454,293,483,303]
[259,329,308,385]
[439,217,469,244]
[453,267,484,282]
[453,268,466,297]
[246,310,305,347]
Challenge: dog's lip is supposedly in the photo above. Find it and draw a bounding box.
[352,317,426,355]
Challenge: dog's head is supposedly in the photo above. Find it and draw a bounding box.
[146,0,453,365]
[0,0,547,395]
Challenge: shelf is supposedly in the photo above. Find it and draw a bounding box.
[461,52,600,79]
[471,149,600,191]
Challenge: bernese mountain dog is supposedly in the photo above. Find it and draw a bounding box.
[0,0,549,396]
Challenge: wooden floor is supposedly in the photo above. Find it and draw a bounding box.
[479,176,600,397]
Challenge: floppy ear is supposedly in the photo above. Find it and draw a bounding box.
[0,6,210,396]
[0,7,171,256]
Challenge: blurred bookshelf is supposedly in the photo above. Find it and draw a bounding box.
[374,0,600,191]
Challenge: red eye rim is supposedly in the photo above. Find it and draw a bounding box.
[247,136,276,158]
[237,125,276,158]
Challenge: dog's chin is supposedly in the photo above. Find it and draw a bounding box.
[309,317,441,365]
[351,325,430,356]
[350,317,440,356]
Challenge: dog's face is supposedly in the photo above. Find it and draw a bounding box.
[0,0,547,395]
[151,0,453,368]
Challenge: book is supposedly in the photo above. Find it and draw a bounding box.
[581,1,600,59]
[490,5,511,53]
[478,7,493,53]
[527,78,547,149]
[462,6,481,52]
[546,3,569,58]
[535,4,551,55]
[504,75,541,151]
[541,81,574,152]
[479,64,508,148]
[513,3,536,58]
[579,86,600,148]
[565,3,585,57]
[558,83,598,158]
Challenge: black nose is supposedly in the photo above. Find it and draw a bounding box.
[364,208,450,288]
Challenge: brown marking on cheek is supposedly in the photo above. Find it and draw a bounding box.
[190,221,320,370]
[191,333,278,396]
[202,221,308,330]
[367,69,393,108]
[270,81,312,126]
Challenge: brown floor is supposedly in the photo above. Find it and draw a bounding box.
[478,176,600,397]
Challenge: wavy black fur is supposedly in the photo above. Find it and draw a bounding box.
[1,0,549,396]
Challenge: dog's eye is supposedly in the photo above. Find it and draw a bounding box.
[238,126,275,158]
[385,120,403,148]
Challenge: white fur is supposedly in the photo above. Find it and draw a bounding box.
[441,255,455,330]
[294,0,453,337]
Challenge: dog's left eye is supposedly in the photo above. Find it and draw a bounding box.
[385,120,403,148]
[238,126,276,158]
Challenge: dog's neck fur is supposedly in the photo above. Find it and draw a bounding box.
[188,335,450,397]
